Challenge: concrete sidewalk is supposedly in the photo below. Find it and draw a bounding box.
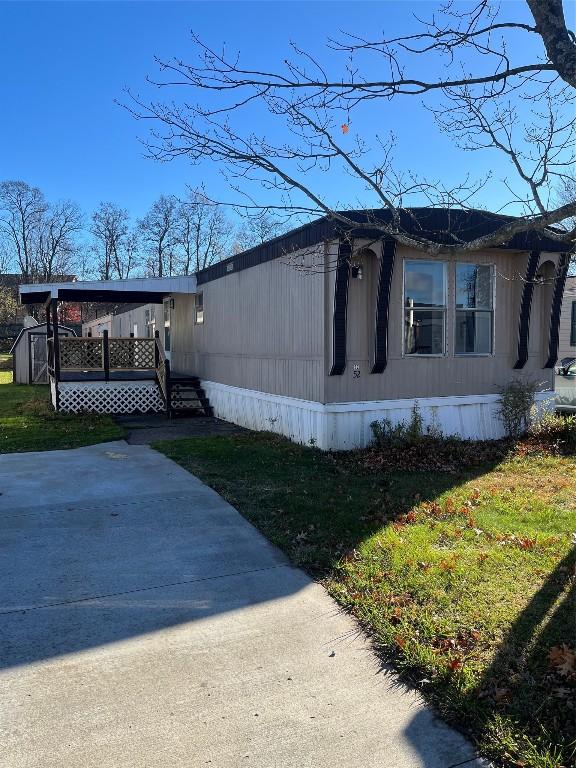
[0,441,486,767]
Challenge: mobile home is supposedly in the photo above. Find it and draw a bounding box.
[19,208,572,448]
[558,275,576,363]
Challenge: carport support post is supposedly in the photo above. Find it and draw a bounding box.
[50,299,60,382]
[45,297,52,339]
[103,330,110,382]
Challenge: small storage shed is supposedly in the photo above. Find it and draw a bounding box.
[10,322,76,384]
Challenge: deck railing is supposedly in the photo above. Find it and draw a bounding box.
[59,337,105,371]
[49,332,172,414]
[56,333,157,379]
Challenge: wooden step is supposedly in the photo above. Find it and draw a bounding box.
[170,374,200,385]
[167,374,213,417]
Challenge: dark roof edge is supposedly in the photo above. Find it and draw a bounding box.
[196,207,572,287]
[197,215,334,285]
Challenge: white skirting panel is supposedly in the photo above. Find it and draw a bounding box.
[201,380,555,451]
[56,381,165,415]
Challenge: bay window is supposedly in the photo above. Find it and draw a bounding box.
[404,261,447,355]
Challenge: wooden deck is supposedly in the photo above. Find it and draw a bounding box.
[47,335,212,417]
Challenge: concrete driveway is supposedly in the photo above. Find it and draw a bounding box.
[0,441,485,768]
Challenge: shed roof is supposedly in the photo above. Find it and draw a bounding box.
[9,322,76,353]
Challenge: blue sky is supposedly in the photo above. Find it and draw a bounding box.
[0,1,545,226]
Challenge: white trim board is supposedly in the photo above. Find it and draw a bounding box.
[201,380,554,450]
[20,274,197,302]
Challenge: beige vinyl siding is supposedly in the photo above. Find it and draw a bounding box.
[172,245,326,401]
[324,244,558,403]
[559,276,576,360]
[173,239,562,406]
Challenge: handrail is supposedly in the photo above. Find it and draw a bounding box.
[154,334,171,417]
[47,337,55,379]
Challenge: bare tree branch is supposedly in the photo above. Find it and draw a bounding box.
[138,194,180,277]
[91,202,134,280]
[124,1,576,256]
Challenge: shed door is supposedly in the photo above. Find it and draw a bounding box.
[29,333,48,383]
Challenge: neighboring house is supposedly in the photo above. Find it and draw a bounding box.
[82,303,163,339]
[82,313,113,337]
[82,304,164,339]
[19,208,572,448]
[559,275,576,362]
[111,303,162,339]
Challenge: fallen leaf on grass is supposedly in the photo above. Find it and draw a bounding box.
[478,683,512,704]
[518,537,536,550]
[493,686,512,703]
[389,592,412,606]
[548,644,576,679]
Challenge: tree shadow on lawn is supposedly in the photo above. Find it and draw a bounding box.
[158,433,576,766]
[455,546,576,765]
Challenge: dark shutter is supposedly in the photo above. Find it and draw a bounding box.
[571,301,576,347]
[371,239,396,373]
[513,250,540,369]
[544,254,570,368]
[329,239,352,376]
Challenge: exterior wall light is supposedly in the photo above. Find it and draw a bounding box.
[351,264,363,280]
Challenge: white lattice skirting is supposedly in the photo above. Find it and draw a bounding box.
[55,381,165,414]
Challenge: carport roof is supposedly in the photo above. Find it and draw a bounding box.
[19,275,197,305]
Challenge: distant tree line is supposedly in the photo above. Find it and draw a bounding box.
[0,179,285,287]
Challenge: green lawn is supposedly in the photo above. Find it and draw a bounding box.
[157,432,576,768]
[0,354,124,452]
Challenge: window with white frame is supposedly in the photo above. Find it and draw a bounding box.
[194,292,204,324]
[404,261,447,355]
[455,264,494,354]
